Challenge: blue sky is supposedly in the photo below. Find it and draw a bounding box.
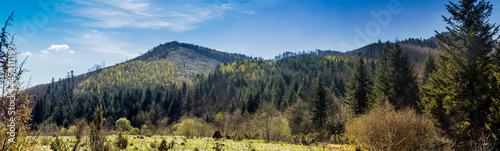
[1,0,500,86]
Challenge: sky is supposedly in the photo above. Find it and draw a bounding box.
[1,0,500,86]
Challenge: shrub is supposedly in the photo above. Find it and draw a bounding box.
[157,139,175,151]
[68,126,77,136]
[253,102,292,142]
[213,140,224,151]
[89,106,111,151]
[115,118,132,132]
[59,127,68,136]
[212,129,223,140]
[129,127,140,135]
[72,119,87,151]
[345,101,453,150]
[150,141,158,149]
[243,132,259,140]
[173,117,213,138]
[114,133,128,150]
[291,132,317,145]
[50,134,69,151]
[141,125,150,136]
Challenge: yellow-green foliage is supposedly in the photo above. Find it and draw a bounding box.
[76,60,185,94]
[115,118,133,132]
[173,117,213,138]
[253,103,292,142]
[345,101,452,150]
[114,133,128,150]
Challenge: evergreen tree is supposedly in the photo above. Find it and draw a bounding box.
[142,87,152,111]
[372,43,419,109]
[312,75,327,130]
[89,106,108,151]
[422,0,500,146]
[347,56,371,114]
[421,51,437,84]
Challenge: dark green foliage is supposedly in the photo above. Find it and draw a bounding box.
[50,134,68,151]
[115,133,128,150]
[157,139,174,151]
[212,129,223,140]
[422,0,500,148]
[243,132,260,140]
[312,75,328,130]
[347,56,371,114]
[291,132,317,146]
[421,51,437,84]
[372,43,420,109]
[89,106,110,151]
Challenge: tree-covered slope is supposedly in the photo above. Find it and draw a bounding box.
[27,39,437,130]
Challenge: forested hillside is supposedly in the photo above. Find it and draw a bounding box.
[27,37,440,131]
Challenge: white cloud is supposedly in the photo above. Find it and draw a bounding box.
[41,44,75,54]
[47,44,70,52]
[64,0,251,32]
[20,52,33,56]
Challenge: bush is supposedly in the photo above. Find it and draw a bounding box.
[114,133,128,150]
[50,134,69,151]
[59,127,68,136]
[253,102,292,142]
[212,129,223,140]
[173,117,213,138]
[291,132,317,146]
[157,139,175,151]
[115,118,132,132]
[345,101,453,150]
[129,127,140,135]
[150,141,158,149]
[68,126,77,136]
[89,106,111,151]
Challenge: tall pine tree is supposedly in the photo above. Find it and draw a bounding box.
[421,0,500,146]
[347,56,371,114]
[312,74,327,130]
[372,43,419,109]
[421,51,437,84]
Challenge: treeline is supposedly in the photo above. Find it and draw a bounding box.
[133,41,255,62]
[273,49,344,61]
[32,54,360,131]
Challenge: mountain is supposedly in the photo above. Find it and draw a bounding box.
[26,41,253,106]
[346,37,440,72]
[27,38,438,128]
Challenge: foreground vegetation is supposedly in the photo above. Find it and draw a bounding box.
[29,135,347,151]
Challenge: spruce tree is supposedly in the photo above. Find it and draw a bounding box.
[372,43,419,109]
[422,0,500,146]
[312,75,327,130]
[347,56,371,114]
[421,51,437,84]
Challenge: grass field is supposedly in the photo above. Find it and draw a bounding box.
[27,135,353,151]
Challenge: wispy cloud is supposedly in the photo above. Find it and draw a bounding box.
[64,0,250,32]
[65,30,139,57]
[20,52,33,56]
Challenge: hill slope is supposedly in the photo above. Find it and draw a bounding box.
[27,38,439,128]
[27,41,253,104]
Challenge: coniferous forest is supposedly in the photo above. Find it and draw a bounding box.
[2,0,500,150]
